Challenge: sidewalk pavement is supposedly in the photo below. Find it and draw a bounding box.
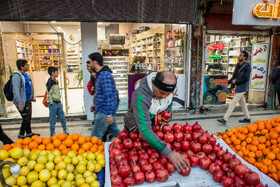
[1,108,279,148]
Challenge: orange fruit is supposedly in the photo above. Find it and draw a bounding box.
[35,137,43,144]
[59,144,67,151]
[256,150,263,158]
[90,147,97,153]
[71,144,79,150]
[61,148,70,155]
[82,143,90,151]
[72,134,79,141]
[22,138,32,145]
[77,148,85,155]
[31,135,39,140]
[46,143,54,150]
[29,141,38,149]
[38,144,46,150]
[270,131,279,140]
[85,136,91,142]
[53,139,62,148]
[51,135,58,141]
[16,139,23,144]
[2,144,12,151]
[64,138,74,148]
[58,133,67,141]
[42,138,51,145]
[13,143,22,148]
[78,137,86,145]
[91,136,98,144]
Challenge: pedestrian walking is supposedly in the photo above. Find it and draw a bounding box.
[12,59,40,139]
[88,52,120,140]
[46,66,69,136]
[271,64,280,107]
[0,124,14,145]
[217,51,251,125]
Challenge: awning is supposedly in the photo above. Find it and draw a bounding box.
[0,0,198,24]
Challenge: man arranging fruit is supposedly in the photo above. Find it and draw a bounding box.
[124,71,189,172]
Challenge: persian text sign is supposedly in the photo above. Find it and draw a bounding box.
[233,0,280,26]
[250,43,270,90]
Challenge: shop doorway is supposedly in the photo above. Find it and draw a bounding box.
[202,33,271,107]
[1,32,79,118]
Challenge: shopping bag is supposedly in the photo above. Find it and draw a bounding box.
[42,91,48,108]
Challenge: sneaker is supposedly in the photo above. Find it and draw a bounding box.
[239,118,251,123]
[217,118,227,125]
[18,134,25,139]
[63,129,69,136]
[26,133,40,138]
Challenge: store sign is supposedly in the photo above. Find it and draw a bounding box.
[250,43,270,91]
[232,0,280,26]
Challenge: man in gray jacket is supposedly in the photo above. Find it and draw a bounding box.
[12,59,39,139]
[124,71,189,172]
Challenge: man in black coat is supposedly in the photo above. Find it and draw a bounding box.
[271,64,280,107]
[218,51,251,125]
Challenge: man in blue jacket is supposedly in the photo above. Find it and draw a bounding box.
[88,52,120,140]
[218,51,251,125]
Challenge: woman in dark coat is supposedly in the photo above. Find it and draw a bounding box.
[271,65,280,107]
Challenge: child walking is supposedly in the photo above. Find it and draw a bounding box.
[46,66,69,136]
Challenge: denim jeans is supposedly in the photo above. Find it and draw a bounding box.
[47,102,67,135]
[91,113,120,140]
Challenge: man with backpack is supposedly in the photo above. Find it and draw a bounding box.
[11,59,40,139]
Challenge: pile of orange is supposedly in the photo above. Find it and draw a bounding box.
[1,133,105,155]
[214,117,280,182]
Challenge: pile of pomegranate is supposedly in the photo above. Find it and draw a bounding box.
[109,121,264,187]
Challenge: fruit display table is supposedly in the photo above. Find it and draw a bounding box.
[105,142,222,187]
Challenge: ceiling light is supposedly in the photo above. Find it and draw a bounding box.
[51,21,56,23]
[98,28,102,31]
[224,37,231,43]
[78,29,81,32]
[57,27,62,30]
[180,24,186,27]
[98,22,103,25]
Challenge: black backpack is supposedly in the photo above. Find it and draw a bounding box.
[4,75,14,101]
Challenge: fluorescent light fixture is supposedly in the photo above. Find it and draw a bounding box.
[180,24,186,27]
[78,29,81,32]
[57,27,62,30]
[98,22,103,25]
[51,21,56,23]
[98,28,102,31]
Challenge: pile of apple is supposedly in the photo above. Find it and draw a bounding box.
[109,117,264,187]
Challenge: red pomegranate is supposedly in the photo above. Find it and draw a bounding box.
[221,176,234,187]
[208,135,217,146]
[138,159,149,167]
[164,132,174,143]
[151,152,160,159]
[129,132,138,141]
[235,164,249,177]
[119,130,129,140]
[142,141,150,150]
[181,152,189,160]
[183,133,192,141]
[207,152,216,163]
[227,170,236,178]
[162,124,172,133]
[112,183,124,187]
[156,131,164,140]
[186,150,194,157]
[173,123,182,132]
[213,169,224,182]
[119,165,131,178]
[141,164,153,173]
[198,134,208,144]
[139,153,149,160]
[131,165,141,173]
[233,176,246,186]
[115,154,125,163]
[138,133,144,141]
[153,161,165,171]
[192,131,202,141]
[196,152,206,160]
[191,142,202,153]
[244,171,260,186]
[199,157,211,170]
[145,171,156,183]
[111,175,123,185]
[217,149,226,160]
[149,157,157,164]
[165,161,176,173]
[179,166,191,176]
[221,163,230,172]
[174,132,184,141]
[209,163,221,174]
[134,171,145,184]
[129,155,139,162]
[215,159,223,167]
[172,141,181,151]
[212,143,222,154]
[128,149,137,156]
[183,122,192,133]
[192,121,201,132]
[147,149,153,155]
[112,149,122,157]
[156,169,169,182]
[181,140,190,151]
[111,168,119,176]
[154,114,163,124]
[189,155,199,166]
[152,125,160,132]
[122,139,133,149]
[133,141,142,150]
[202,143,213,154]
[161,111,171,120]
[117,159,129,167]
[223,150,233,163]
[123,177,135,187]
[113,138,122,144]
[229,156,241,170]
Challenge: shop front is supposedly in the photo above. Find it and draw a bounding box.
[200,0,273,108]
